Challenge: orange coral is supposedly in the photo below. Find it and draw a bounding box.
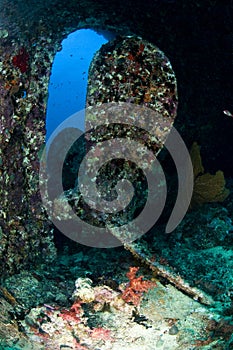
[144,92,151,103]
[121,267,156,306]
[190,142,229,207]
[4,78,20,95]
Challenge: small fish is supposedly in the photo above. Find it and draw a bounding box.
[223,110,233,117]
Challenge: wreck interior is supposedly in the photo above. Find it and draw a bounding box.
[0,0,233,348]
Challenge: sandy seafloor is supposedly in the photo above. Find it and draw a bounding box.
[1,194,233,349]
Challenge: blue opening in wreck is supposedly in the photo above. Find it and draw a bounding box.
[46,29,115,139]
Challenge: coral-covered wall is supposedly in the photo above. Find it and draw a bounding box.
[0,0,232,276]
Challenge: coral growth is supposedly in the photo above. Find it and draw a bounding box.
[89,327,113,341]
[12,47,29,73]
[59,300,83,324]
[121,267,156,306]
[190,142,229,207]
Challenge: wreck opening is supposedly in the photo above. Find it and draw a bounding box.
[46,28,115,139]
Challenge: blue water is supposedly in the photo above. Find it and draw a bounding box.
[46,29,114,139]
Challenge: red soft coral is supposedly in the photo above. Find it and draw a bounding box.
[121,267,156,306]
[12,47,29,73]
[59,300,83,324]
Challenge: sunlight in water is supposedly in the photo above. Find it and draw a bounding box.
[46,29,115,139]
